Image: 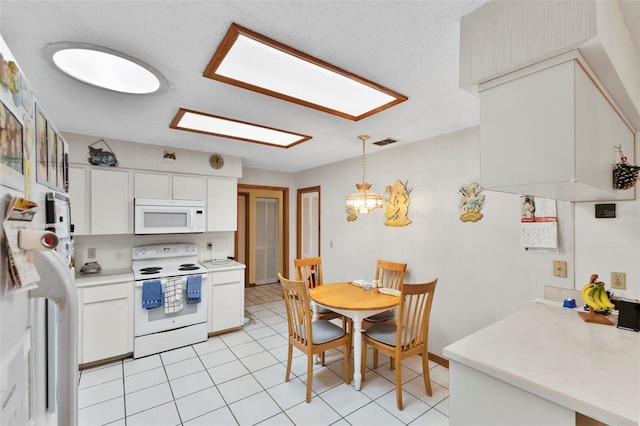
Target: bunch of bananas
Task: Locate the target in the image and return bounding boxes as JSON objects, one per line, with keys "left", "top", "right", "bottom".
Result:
{"left": 581, "top": 274, "right": 615, "bottom": 311}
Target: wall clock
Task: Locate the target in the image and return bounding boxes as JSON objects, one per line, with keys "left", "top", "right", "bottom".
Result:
{"left": 209, "top": 154, "right": 224, "bottom": 169}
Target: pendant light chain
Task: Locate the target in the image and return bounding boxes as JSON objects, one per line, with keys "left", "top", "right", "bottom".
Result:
{"left": 360, "top": 134, "right": 369, "bottom": 187}
{"left": 361, "top": 136, "right": 366, "bottom": 186}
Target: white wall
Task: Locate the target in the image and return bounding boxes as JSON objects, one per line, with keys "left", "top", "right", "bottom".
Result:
{"left": 295, "top": 126, "right": 639, "bottom": 356}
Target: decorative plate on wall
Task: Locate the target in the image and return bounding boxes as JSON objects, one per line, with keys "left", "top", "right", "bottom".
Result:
{"left": 209, "top": 154, "right": 224, "bottom": 169}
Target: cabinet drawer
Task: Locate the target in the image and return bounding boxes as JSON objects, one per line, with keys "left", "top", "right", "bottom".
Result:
{"left": 210, "top": 270, "right": 242, "bottom": 285}
{"left": 83, "top": 282, "right": 129, "bottom": 304}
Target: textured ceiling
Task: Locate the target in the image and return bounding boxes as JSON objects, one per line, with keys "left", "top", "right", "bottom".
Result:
{"left": 0, "top": 1, "right": 637, "bottom": 173}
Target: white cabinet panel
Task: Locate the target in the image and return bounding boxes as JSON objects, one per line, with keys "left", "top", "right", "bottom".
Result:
{"left": 68, "top": 166, "right": 88, "bottom": 235}
{"left": 91, "top": 169, "right": 130, "bottom": 234}
{"left": 173, "top": 175, "right": 204, "bottom": 200}
{"left": 78, "top": 281, "right": 133, "bottom": 365}
{"left": 207, "top": 177, "right": 237, "bottom": 231}
{"left": 480, "top": 58, "right": 635, "bottom": 201}
{"left": 134, "top": 173, "right": 203, "bottom": 201}
{"left": 134, "top": 173, "right": 171, "bottom": 199}
{"left": 208, "top": 268, "right": 244, "bottom": 334}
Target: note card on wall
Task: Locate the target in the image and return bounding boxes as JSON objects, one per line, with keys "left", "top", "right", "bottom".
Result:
{"left": 520, "top": 195, "right": 558, "bottom": 252}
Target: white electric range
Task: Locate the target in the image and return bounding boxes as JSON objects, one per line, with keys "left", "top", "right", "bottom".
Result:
{"left": 132, "top": 243, "right": 209, "bottom": 358}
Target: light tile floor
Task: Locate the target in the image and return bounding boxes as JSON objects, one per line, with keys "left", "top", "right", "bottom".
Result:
{"left": 78, "top": 283, "right": 450, "bottom": 425}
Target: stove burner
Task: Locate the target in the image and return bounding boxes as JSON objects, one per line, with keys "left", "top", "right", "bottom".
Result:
{"left": 140, "top": 267, "right": 162, "bottom": 272}
{"left": 140, "top": 271, "right": 161, "bottom": 275}
{"left": 180, "top": 263, "right": 196, "bottom": 267}
{"left": 179, "top": 266, "right": 200, "bottom": 271}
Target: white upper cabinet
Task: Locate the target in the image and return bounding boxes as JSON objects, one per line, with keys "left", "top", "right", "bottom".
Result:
{"left": 479, "top": 56, "right": 636, "bottom": 202}
{"left": 207, "top": 177, "right": 237, "bottom": 231}
{"left": 134, "top": 173, "right": 171, "bottom": 199}
{"left": 91, "top": 169, "right": 130, "bottom": 234}
{"left": 173, "top": 175, "right": 204, "bottom": 201}
{"left": 134, "top": 172, "right": 204, "bottom": 201}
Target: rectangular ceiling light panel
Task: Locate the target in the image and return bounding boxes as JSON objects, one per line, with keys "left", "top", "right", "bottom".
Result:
{"left": 204, "top": 23, "right": 407, "bottom": 121}
{"left": 170, "top": 108, "right": 311, "bottom": 148}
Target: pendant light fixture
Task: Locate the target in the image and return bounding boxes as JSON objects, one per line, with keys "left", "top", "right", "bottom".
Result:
{"left": 345, "top": 135, "right": 384, "bottom": 214}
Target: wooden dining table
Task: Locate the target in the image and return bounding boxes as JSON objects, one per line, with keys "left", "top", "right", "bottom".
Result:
{"left": 309, "top": 282, "right": 401, "bottom": 390}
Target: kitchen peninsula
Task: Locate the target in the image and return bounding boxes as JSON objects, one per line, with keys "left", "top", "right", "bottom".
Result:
{"left": 444, "top": 302, "right": 639, "bottom": 426}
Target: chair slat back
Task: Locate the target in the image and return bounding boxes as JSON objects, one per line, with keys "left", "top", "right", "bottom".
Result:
{"left": 294, "top": 257, "right": 323, "bottom": 289}
{"left": 396, "top": 279, "right": 437, "bottom": 350}
{"left": 375, "top": 259, "right": 407, "bottom": 291}
{"left": 279, "top": 273, "right": 312, "bottom": 347}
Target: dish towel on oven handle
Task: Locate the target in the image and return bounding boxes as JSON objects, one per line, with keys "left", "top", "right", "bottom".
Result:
{"left": 186, "top": 275, "right": 201, "bottom": 304}
{"left": 164, "top": 277, "right": 184, "bottom": 313}
{"left": 141, "top": 280, "right": 163, "bottom": 309}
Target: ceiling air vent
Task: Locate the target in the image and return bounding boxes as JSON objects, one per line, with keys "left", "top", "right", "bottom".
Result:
{"left": 373, "top": 138, "right": 398, "bottom": 147}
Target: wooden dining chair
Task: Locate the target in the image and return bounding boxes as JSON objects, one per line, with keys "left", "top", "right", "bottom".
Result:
{"left": 278, "top": 273, "right": 351, "bottom": 403}
{"left": 361, "top": 278, "right": 438, "bottom": 410}
{"left": 294, "top": 256, "right": 348, "bottom": 330}
{"left": 363, "top": 259, "right": 407, "bottom": 325}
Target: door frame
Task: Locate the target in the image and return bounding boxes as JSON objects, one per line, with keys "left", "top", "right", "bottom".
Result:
{"left": 237, "top": 184, "right": 289, "bottom": 286}
{"left": 236, "top": 191, "right": 250, "bottom": 287}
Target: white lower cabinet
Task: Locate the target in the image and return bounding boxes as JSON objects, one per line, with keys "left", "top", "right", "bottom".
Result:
{"left": 77, "top": 278, "right": 134, "bottom": 365}
{"left": 208, "top": 268, "right": 245, "bottom": 334}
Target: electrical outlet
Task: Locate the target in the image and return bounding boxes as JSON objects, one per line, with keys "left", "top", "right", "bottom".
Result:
{"left": 611, "top": 271, "right": 626, "bottom": 290}
{"left": 87, "top": 247, "right": 96, "bottom": 258}
{"left": 207, "top": 242, "right": 213, "bottom": 251}
{"left": 553, "top": 260, "right": 567, "bottom": 278}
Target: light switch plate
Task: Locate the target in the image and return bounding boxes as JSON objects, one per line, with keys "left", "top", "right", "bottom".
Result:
{"left": 553, "top": 260, "right": 567, "bottom": 278}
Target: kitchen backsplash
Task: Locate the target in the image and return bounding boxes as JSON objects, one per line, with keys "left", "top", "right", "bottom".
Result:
{"left": 73, "top": 232, "right": 234, "bottom": 271}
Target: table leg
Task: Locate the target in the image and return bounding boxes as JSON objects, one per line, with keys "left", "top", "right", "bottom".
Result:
{"left": 352, "top": 315, "right": 363, "bottom": 390}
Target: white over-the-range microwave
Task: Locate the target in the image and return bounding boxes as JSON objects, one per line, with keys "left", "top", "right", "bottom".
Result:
{"left": 134, "top": 198, "right": 206, "bottom": 234}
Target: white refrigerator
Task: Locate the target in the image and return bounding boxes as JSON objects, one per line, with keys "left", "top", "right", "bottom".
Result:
{"left": 0, "top": 34, "right": 78, "bottom": 426}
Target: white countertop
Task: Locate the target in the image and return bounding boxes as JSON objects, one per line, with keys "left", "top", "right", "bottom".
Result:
{"left": 200, "top": 260, "right": 246, "bottom": 272}
{"left": 443, "top": 301, "right": 640, "bottom": 425}
{"left": 75, "top": 268, "right": 134, "bottom": 287}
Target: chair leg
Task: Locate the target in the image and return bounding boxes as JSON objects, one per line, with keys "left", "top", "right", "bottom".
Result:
{"left": 422, "top": 352, "right": 433, "bottom": 396}
{"left": 395, "top": 355, "right": 404, "bottom": 410}
{"left": 321, "top": 351, "right": 325, "bottom": 366}
{"left": 373, "top": 348, "right": 378, "bottom": 368}
{"left": 344, "top": 341, "right": 351, "bottom": 385}
{"left": 306, "top": 354, "right": 313, "bottom": 403}
{"left": 285, "top": 344, "right": 293, "bottom": 382}
{"left": 361, "top": 340, "right": 367, "bottom": 380}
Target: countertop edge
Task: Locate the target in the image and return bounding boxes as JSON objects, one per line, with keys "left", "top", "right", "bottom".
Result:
{"left": 75, "top": 269, "right": 134, "bottom": 287}
{"left": 443, "top": 302, "right": 639, "bottom": 426}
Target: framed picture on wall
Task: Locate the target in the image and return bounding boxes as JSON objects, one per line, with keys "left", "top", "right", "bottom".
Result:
{"left": 47, "top": 126, "right": 57, "bottom": 187}
{"left": 56, "top": 133, "right": 64, "bottom": 189}
{"left": 35, "top": 104, "right": 48, "bottom": 185}
{"left": 0, "top": 100, "right": 24, "bottom": 191}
